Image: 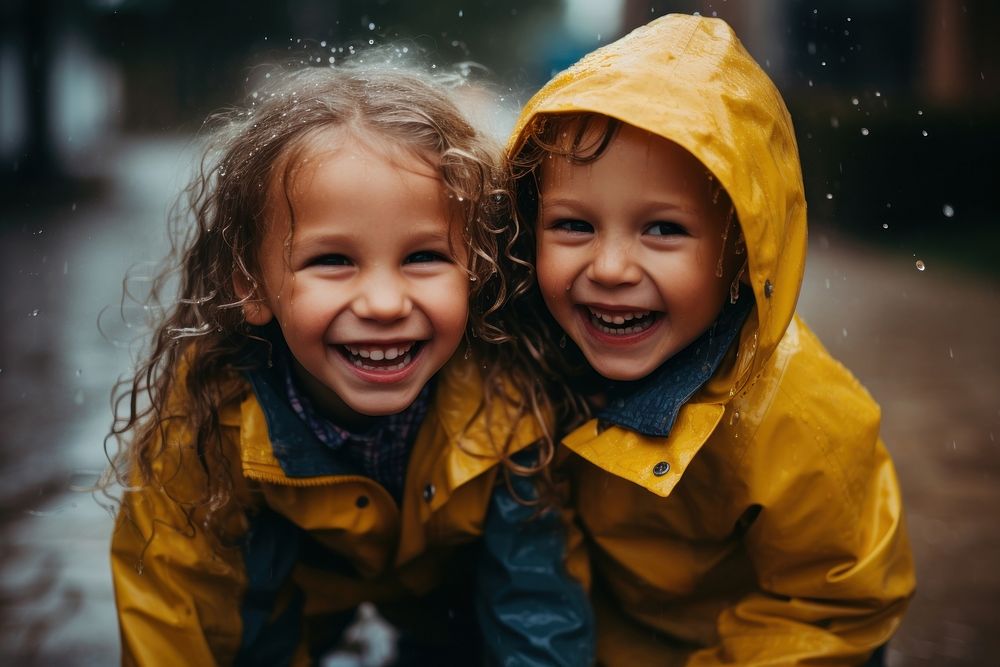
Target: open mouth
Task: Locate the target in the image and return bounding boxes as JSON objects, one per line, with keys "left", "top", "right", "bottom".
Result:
{"left": 337, "top": 341, "right": 423, "bottom": 372}
{"left": 585, "top": 307, "right": 658, "bottom": 336}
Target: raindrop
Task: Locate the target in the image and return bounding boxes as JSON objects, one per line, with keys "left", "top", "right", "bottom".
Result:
{"left": 861, "top": 127, "right": 869, "bottom": 136}
{"left": 825, "top": 193, "right": 834, "bottom": 200}
{"left": 851, "top": 97, "right": 859, "bottom": 106}
{"left": 921, "top": 130, "right": 929, "bottom": 137}
{"left": 915, "top": 260, "right": 926, "bottom": 271}
{"left": 830, "top": 116, "right": 839, "bottom": 128}
{"left": 320, "top": 40, "right": 326, "bottom": 47}
{"left": 942, "top": 204, "right": 955, "bottom": 217}
{"left": 948, "top": 347, "right": 954, "bottom": 359}
{"left": 63, "top": 261, "right": 68, "bottom": 274}
{"left": 458, "top": 10, "right": 463, "bottom": 17}
{"left": 882, "top": 223, "right": 889, "bottom": 229}
{"left": 29, "top": 309, "right": 39, "bottom": 317}
{"left": 329, "top": 56, "right": 335, "bottom": 64}
{"left": 74, "top": 389, "right": 84, "bottom": 405}
{"left": 368, "top": 39, "right": 374, "bottom": 45}
{"left": 917, "top": 109, "right": 924, "bottom": 116}
{"left": 368, "top": 22, "right": 375, "bottom": 30}
{"left": 842, "top": 328, "right": 848, "bottom": 338}
{"left": 71, "top": 202, "right": 77, "bottom": 211}
{"left": 825, "top": 278, "right": 831, "bottom": 289}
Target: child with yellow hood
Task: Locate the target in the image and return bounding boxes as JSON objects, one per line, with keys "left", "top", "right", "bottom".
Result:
{"left": 502, "top": 14, "right": 916, "bottom": 666}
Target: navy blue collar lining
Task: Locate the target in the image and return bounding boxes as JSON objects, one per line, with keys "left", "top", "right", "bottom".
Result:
{"left": 244, "top": 354, "right": 361, "bottom": 479}
{"left": 596, "top": 290, "right": 754, "bottom": 438}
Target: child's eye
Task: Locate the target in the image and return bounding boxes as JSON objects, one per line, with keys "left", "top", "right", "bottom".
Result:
{"left": 645, "top": 221, "right": 687, "bottom": 237}
{"left": 552, "top": 219, "right": 593, "bottom": 233}
{"left": 311, "top": 254, "right": 352, "bottom": 266}
{"left": 404, "top": 250, "right": 449, "bottom": 264}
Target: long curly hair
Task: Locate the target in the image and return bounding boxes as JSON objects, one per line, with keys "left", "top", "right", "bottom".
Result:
{"left": 104, "top": 55, "right": 556, "bottom": 535}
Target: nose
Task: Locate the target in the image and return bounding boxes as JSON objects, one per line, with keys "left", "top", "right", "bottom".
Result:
{"left": 352, "top": 270, "right": 413, "bottom": 322}
{"left": 586, "top": 237, "right": 642, "bottom": 287}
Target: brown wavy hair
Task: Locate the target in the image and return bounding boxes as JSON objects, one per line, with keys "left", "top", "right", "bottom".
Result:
{"left": 104, "top": 55, "right": 557, "bottom": 536}
{"left": 489, "top": 113, "right": 629, "bottom": 437}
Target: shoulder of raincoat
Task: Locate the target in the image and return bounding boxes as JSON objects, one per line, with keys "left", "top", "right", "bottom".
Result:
{"left": 509, "top": 14, "right": 915, "bottom": 666}
{"left": 110, "top": 353, "right": 593, "bottom": 666}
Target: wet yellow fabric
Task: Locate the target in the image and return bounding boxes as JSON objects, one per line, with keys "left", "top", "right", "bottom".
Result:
{"left": 510, "top": 14, "right": 915, "bottom": 665}
{"left": 110, "top": 355, "right": 541, "bottom": 665}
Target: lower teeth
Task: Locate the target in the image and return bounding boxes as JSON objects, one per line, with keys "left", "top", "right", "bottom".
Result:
{"left": 592, "top": 316, "right": 652, "bottom": 335}
{"left": 352, "top": 352, "right": 412, "bottom": 371}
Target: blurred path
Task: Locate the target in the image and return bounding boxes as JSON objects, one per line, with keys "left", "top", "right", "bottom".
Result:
{"left": 1, "top": 136, "right": 194, "bottom": 665}
{"left": 1, "top": 137, "right": 998, "bottom": 664}
{"left": 800, "top": 232, "right": 1000, "bottom": 665}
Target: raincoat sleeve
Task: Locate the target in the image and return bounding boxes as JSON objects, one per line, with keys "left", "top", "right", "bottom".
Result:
{"left": 476, "top": 447, "right": 596, "bottom": 667}
{"left": 691, "top": 426, "right": 915, "bottom": 665}
{"left": 110, "top": 439, "right": 250, "bottom": 666}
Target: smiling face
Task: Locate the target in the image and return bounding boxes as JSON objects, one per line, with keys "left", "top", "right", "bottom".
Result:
{"left": 536, "top": 121, "right": 738, "bottom": 382}
{"left": 243, "top": 127, "right": 469, "bottom": 426}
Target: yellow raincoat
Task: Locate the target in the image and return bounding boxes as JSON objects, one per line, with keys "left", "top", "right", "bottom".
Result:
{"left": 509, "top": 14, "right": 915, "bottom": 666}
{"left": 110, "top": 353, "right": 593, "bottom": 665}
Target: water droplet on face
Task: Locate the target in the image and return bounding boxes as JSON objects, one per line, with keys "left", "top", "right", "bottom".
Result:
{"left": 915, "top": 260, "right": 926, "bottom": 271}
{"left": 942, "top": 204, "right": 955, "bottom": 217}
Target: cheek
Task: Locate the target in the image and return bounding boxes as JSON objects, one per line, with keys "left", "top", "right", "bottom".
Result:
{"left": 535, "top": 241, "right": 568, "bottom": 298}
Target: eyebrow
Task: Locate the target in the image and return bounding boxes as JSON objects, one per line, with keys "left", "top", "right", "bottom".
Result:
{"left": 541, "top": 197, "right": 695, "bottom": 215}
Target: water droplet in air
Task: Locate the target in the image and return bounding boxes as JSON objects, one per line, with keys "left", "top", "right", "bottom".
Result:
{"left": 915, "top": 260, "right": 926, "bottom": 271}
{"left": 368, "top": 22, "right": 375, "bottom": 30}
{"left": 942, "top": 204, "right": 955, "bottom": 217}
{"left": 882, "top": 223, "right": 889, "bottom": 229}
{"left": 74, "top": 389, "right": 84, "bottom": 405}
{"left": 921, "top": 130, "right": 928, "bottom": 137}
{"left": 851, "top": 97, "right": 859, "bottom": 106}
{"left": 29, "top": 309, "right": 39, "bottom": 317}
{"left": 458, "top": 10, "right": 463, "bottom": 17}
{"left": 826, "top": 193, "right": 834, "bottom": 200}
{"left": 861, "top": 127, "right": 869, "bottom": 136}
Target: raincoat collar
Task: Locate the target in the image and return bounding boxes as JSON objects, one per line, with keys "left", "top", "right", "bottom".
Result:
{"left": 597, "top": 289, "right": 753, "bottom": 437}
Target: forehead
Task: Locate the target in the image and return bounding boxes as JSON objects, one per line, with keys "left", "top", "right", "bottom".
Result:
{"left": 541, "top": 120, "right": 711, "bottom": 190}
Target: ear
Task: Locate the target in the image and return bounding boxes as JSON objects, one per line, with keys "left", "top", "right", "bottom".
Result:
{"left": 233, "top": 271, "right": 274, "bottom": 326}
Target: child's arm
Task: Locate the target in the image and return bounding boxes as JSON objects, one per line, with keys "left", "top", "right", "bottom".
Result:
{"left": 476, "top": 448, "right": 595, "bottom": 667}
{"left": 692, "top": 435, "right": 915, "bottom": 666}
{"left": 110, "top": 443, "right": 253, "bottom": 665}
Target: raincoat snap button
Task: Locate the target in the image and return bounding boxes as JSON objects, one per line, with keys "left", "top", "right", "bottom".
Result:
{"left": 355, "top": 495, "right": 369, "bottom": 508}
{"left": 764, "top": 279, "right": 774, "bottom": 298}
{"left": 652, "top": 461, "right": 670, "bottom": 476}
{"left": 423, "top": 483, "right": 436, "bottom": 502}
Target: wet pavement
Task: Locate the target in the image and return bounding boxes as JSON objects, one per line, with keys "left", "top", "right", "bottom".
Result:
{"left": 1, "top": 136, "right": 998, "bottom": 665}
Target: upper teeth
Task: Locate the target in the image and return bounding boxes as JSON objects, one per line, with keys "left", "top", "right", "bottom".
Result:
{"left": 588, "top": 308, "right": 650, "bottom": 325}
{"left": 344, "top": 342, "right": 415, "bottom": 360}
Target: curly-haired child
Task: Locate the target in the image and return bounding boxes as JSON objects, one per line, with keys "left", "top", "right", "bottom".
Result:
{"left": 106, "top": 57, "right": 593, "bottom": 666}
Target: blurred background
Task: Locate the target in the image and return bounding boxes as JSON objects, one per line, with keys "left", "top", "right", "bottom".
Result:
{"left": 1, "top": 0, "right": 997, "bottom": 664}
